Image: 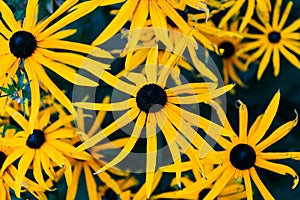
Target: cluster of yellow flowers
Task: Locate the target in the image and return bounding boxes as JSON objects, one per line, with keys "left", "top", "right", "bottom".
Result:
{"left": 0, "top": 0, "right": 299, "bottom": 199}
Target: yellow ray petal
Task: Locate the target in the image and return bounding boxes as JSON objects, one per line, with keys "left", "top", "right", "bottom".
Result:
{"left": 249, "top": 91, "right": 280, "bottom": 146}
{"left": 0, "top": 21, "right": 12, "bottom": 39}
{"left": 278, "top": 2, "right": 293, "bottom": 30}
{"left": 218, "top": 0, "right": 245, "bottom": 29}
{"left": 45, "top": 29, "right": 77, "bottom": 40}
{"left": 255, "top": 158, "right": 299, "bottom": 189}
{"left": 24, "top": 58, "right": 40, "bottom": 133}
{"left": 33, "top": 60, "right": 75, "bottom": 115}
{"left": 256, "top": 112, "right": 298, "bottom": 151}
{"left": 187, "top": 43, "right": 218, "bottom": 81}
{"left": 145, "top": 45, "right": 158, "bottom": 83}
{"left": 0, "top": 1, "right": 20, "bottom": 32}
{"left": 237, "top": 100, "right": 248, "bottom": 143}
{"left": 33, "top": 150, "right": 50, "bottom": 190}
{"left": 125, "top": 72, "right": 147, "bottom": 86}
{"left": 249, "top": 167, "right": 274, "bottom": 199}
{"left": 167, "top": 84, "right": 234, "bottom": 104}
{"left": 257, "top": 46, "right": 272, "bottom": 80}
{"left": 239, "top": 0, "right": 255, "bottom": 32}
{"left": 1, "top": 147, "right": 26, "bottom": 174}
{"left": 66, "top": 163, "right": 82, "bottom": 200}
{"left": 33, "top": 0, "right": 78, "bottom": 35}
{"left": 203, "top": 167, "right": 235, "bottom": 200}
{"left": 149, "top": 1, "right": 172, "bottom": 49}
{"left": 99, "top": 71, "right": 137, "bottom": 96}
{"left": 248, "top": 114, "right": 263, "bottom": 139}
{"left": 158, "top": 0, "right": 190, "bottom": 34}
{"left": 73, "top": 108, "right": 140, "bottom": 153}
{"left": 83, "top": 164, "right": 97, "bottom": 200}
{"left": 278, "top": 45, "right": 300, "bottom": 69}
{"left": 37, "top": 40, "right": 113, "bottom": 58}
{"left": 15, "top": 149, "right": 35, "bottom": 198}
{"left": 145, "top": 113, "right": 157, "bottom": 199}
{"left": 74, "top": 98, "right": 135, "bottom": 111}
{"left": 5, "top": 107, "right": 29, "bottom": 133}
{"left": 23, "top": 0, "right": 38, "bottom": 31}
{"left": 89, "top": 161, "right": 122, "bottom": 194}
{"left": 282, "top": 19, "right": 300, "bottom": 34}
{"left": 97, "top": 112, "right": 146, "bottom": 173}
{"left": 166, "top": 82, "right": 218, "bottom": 96}
{"left": 243, "top": 170, "right": 253, "bottom": 200}
{"left": 167, "top": 103, "right": 235, "bottom": 137}
{"left": 45, "top": 116, "right": 75, "bottom": 133}
{"left": 155, "top": 111, "right": 182, "bottom": 188}
{"left": 272, "top": 45, "right": 280, "bottom": 76}
{"left": 92, "top": 0, "right": 138, "bottom": 45}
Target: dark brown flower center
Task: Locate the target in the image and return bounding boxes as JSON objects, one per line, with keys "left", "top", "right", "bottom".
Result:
{"left": 26, "top": 130, "right": 46, "bottom": 149}
{"left": 219, "top": 41, "right": 235, "bottom": 58}
{"left": 268, "top": 31, "right": 281, "bottom": 43}
{"left": 167, "top": 9, "right": 188, "bottom": 28}
{"left": 230, "top": 144, "right": 256, "bottom": 170}
{"left": 9, "top": 31, "right": 37, "bottom": 58}
{"left": 136, "top": 84, "right": 167, "bottom": 113}
{"left": 0, "top": 151, "right": 7, "bottom": 169}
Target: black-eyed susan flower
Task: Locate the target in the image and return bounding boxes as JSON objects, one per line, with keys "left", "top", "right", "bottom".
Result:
{"left": 1, "top": 106, "right": 91, "bottom": 198}
{"left": 206, "top": 20, "right": 249, "bottom": 86}
{"left": 240, "top": 0, "right": 300, "bottom": 79}
{"left": 74, "top": 37, "right": 234, "bottom": 198}
{"left": 0, "top": 127, "right": 48, "bottom": 200}
{"left": 0, "top": 0, "right": 112, "bottom": 119}
{"left": 175, "top": 91, "right": 299, "bottom": 199}
{"left": 218, "top": 0, "right": 271, "bottom": 32}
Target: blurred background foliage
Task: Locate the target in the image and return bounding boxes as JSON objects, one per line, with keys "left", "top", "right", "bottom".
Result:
{"left": 4, "top": 0, "right": 300, "bottom": 199}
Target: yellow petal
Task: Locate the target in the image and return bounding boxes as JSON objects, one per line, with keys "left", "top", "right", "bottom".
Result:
{"left": 97, "top": 112, "right": 146, "bottom": 173}
{"left": 83, "top": 164, "right": 97, "bottom": 200}
{"left": 92, "top": 0, "right": 138, "bottom": 45}
{"left": 255, "top": 158, "right": 299, "bottom": 189}
{"left": 249, "top": 91, "right": 280, "bottom": 146}
{"left": 256, "top": 111, "right": 298, "bottom": 151}
{"left": 72, "top": 108, "right": 139, "bottom": 153}
{"left": 23, "top": 0, "right": 38, "bottom": 31}
{"left": 15, "top": 149, "right": 35, "bottom": 198}
{"left": 257, "top": 46, "right": 272, "bottom": 80}
{"left": 0, "top": 1, "right": 20, "bottom": 32}
{"left": 249, "top": 167, "right": 275, "bottom": 199}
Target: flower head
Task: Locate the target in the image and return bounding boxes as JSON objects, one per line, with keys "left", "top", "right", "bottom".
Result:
{"left": 241, "top": 0, "right": 300, "bottom": 79}
{"left": 176, "top": 91, "right": 299, "bottom": 199}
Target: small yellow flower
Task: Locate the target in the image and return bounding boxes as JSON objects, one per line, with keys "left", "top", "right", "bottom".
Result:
{"left": 241, "top": 0, "right": 300, "bottom": 79}
{"left": 174, "top": 91, "right": 299, "bottom": 200}
{"left": 1, "top": 107, "right": 91, "bottom": 198}
{"left": 0, "top": 0, "right": 112, "bottom": 118}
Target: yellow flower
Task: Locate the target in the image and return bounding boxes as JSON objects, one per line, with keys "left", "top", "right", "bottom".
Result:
{"left": 218, "top": 0, "right": 271, "bottom": 32}
{"left": 0, "top": 0, "right": 112, "bottom": 119}
{"left": 0, "top": 128, "right": 48, "bottom": 199}
{"left": 1, "top": 106, "right": 91, "bottom": 198}
{"left": 206, "top": 20, "right": 249, "bottom": 87}
{"left": 241, "top": 0, "right": 300, "bottom": 79}
{"left": 73, "top": 38, "right": 234, "bottom": 198}
{"left": 174, "top": 91, "right": 299, "bottom": 200}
